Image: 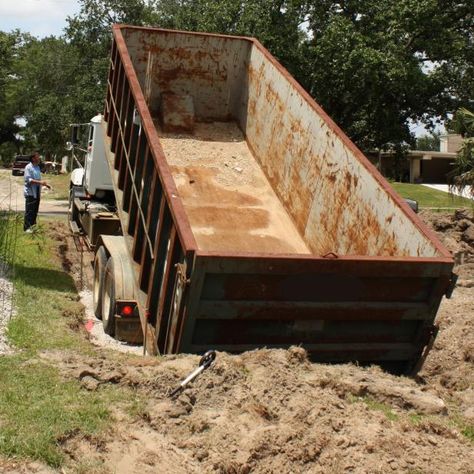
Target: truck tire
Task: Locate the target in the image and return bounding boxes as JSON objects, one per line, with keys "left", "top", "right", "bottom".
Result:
{"left": 93, "top": 246, "right": 108, "bottom": 319}
{"left": 102, "top": 256, "right": 116, "bottom": 336}
{"left": 69, "top": 186, "right": 79, "bottom": 223}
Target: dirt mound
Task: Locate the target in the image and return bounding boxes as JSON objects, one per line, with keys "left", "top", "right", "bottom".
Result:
{"left": 420, "top": 208, "right": 474, "bottom": 284}
{"left": 420, "top": 286, "right": 474, "bottom": 416}
{"left": 37, "top": 347, "right": 473, "bottom": 474}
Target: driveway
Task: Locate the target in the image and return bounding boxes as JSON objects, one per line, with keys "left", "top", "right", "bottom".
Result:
{"left": 422, "top": 184, "right": 474, "bottom": 200}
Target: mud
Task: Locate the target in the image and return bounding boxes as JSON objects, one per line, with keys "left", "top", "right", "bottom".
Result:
{"left": 420, "top": 208, "right": 474, "bottom": 284}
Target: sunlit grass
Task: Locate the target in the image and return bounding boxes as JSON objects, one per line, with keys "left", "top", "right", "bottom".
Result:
{"left": 391, "top": 182, "right": 473, "bottom": 209}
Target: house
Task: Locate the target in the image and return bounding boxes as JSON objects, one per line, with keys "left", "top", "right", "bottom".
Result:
{"left": 406, "top": 134, "right": 462, "bottom": 184}
{"left": 374, "top": 134, "right": 462, "bottom": 184}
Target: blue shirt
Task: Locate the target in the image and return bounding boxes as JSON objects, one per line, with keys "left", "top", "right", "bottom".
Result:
{"left": 24, "top": 163, "right": 41, "bottom": 199}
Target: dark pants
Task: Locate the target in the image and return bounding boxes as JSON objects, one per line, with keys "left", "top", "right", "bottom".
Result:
{"left": 24, "top": 195, "right": 40, "bottom": 231}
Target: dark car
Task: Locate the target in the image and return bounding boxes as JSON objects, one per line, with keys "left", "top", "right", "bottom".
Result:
{"left": 12, "top": 155, "right": 30, "bottom": 176}
{"left": 11, "top": 155, "right": 46, "bottom": 176}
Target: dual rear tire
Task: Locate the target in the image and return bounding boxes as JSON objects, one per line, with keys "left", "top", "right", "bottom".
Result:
{"left": 93, "top": 246, "right": 116, "bottom": 336}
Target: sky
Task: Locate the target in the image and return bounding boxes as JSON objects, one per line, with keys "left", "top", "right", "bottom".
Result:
{"left": 0, "top": 0, "right": 80, "bottom": 38}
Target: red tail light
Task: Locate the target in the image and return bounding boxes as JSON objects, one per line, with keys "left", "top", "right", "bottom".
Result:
{"left": 121, "top": 305, "right": 134, "bottom": 316}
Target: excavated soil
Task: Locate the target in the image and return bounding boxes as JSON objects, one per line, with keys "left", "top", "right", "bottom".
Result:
{"left": 4, "top": 211, "right": 473, "bottom": 473}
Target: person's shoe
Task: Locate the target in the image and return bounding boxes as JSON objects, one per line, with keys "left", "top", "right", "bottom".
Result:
{"left": 25, "top": 228, "right": 33, "bottom": 233}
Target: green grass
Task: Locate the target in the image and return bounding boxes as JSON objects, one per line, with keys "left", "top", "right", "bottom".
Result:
{"left": 42, "top": 173, "right": 70, "bottom": 201}
{"left": 363, "top": 397, "right": 399, "bottom": 421}
{"left": 0, "top": 357, "right": 110, "bottom": 466}
{"left": 461, "top": 424, "right": 474, "bottom": 442}
{"left": 0, "top": 221, "right": 143, "bottom": 467}
{"left": 390, "top": 182, "right": 473, "bottom": 209}
{"left": 346, "top": 394, "right": 399, "bottom": 421}
{"left": 8, "top": 224, "right": 89, "bottom": 352}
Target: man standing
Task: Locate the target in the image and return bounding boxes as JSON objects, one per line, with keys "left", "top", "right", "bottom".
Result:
{"left": 24, "top": 152, "right": 51, "bottom": 232}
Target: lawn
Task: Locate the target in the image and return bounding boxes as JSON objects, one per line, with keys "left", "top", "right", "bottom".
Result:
{"left": 390, "top": 182, "right": 474, "bottom": 209}
{"left": 0, "top": 219, "right": 141, "bottom": 468}
{"left": 42, "top": 173, "right": 70, "bottom": 200}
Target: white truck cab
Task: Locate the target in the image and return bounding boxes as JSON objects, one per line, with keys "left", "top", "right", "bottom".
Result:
{"left": 69, "top": 114, "right": 121, "bottom": 249}
{"left": 70, "top": 114, "right": 113, "bottom": 196}
{"left": 84, "top": 114, "right": 114, "bottom": 196}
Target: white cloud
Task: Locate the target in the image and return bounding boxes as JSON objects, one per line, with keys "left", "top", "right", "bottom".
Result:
{"left": 0, "top": 0, "right": 81, "bottom": 37}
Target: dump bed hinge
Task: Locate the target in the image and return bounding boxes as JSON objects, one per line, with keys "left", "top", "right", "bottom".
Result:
{"left": 445, "top": 272, "right": 458, "bottom": 299}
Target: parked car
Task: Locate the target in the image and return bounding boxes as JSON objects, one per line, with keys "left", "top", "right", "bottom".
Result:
{"left": 12, "top": 155, "right": 30, "bottom": 176}
{"left": 11, "top": 155, "right": 47, "bottom": 176}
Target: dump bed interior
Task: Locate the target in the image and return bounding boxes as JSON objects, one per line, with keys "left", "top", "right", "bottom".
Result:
{"left": 122, "top": 28, "right": 446, "bottom": 259}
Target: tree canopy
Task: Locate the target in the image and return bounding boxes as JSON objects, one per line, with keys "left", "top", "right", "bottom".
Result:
{"left": 0, "top": 0, "right": 472, "bottom": 162}
{"left": 449, "top": 108, "right": 474, "bottom": 197}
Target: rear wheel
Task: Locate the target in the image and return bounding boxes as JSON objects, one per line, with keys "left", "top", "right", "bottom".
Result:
{"left": 102, "top": 257, "right": 116, "bottom": 336}
{"left": 69, "top": 186, "right": 80, "bottom": 223}
{"left": 93, "top": 246, "right": 108, "bottom": 319}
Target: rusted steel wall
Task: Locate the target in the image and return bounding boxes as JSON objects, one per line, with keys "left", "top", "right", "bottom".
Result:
{"left": 104, "top": 27, "right": 201, "bottom": 354}
{"left": 177, "top": 254, "right": 452, "bottom": 370}
{"left": 121, "top": 27, "right": 449, "bottom": 259}
{"left": 121, "top": 28, "right": 250, "bottom": 121}
{"left": 240, "top": 46, "right": 445, "bottom": 258}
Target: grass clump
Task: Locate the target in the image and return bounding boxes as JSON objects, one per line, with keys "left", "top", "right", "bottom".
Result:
{"left": 347, "top": 394, "right": 399, "bottom": 421}
{"left": 461, "top": 424, "right": 474, "bottom": 442}
{"left": 363, "top": 397, "right": 399, "bottom": 421}
{"left": 0, "top": 357, "right": 109, "bottom": 467}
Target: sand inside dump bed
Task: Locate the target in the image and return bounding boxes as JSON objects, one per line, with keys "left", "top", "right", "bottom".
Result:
{"left": 158, "top": 122, "right": 311, "bottom": 254}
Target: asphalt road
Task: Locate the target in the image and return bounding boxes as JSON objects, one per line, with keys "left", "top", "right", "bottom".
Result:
{"left": 0, "top": 169, "right": 69, "bottom": 217}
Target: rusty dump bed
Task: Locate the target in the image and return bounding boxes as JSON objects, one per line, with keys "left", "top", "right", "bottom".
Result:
{"left": 104, "top": 25, "right": 455, "bottom": 372}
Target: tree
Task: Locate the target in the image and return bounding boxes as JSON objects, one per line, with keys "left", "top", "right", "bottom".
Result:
{"left": 154, "top": 0, "right": 308, "bottom": 77}
{"left": 65, "top": 0, "right": 158, "bottom": 121}
{"left": 0, "top": 31, "right": 22, "bottom": 158}
{"left": 415, "top": 132, "right": 441, "bottom": 151}
{"left": 301, "top": 0, "right": 474, "bottom": 151}
{"left": 448, "top": 108, "right": 474, "bottom": 198}
{"left": 11, "top": 0, "right": 472, "bottom": 158}
{"left": 10, "top": 36, "right": 82, "bottom": 158}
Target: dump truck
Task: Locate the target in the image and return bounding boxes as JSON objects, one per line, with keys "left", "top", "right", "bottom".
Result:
{"left": 69, "top": 25, "right": 456, "bottom": 374}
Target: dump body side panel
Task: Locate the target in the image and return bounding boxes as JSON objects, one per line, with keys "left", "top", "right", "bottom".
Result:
{"left": 239, "top": 45, "right": 449, "bottom": 258}
{"left": 178, "top": 254, "right": 452, "bottom": 370}
{"left": 104, "top": 29, "right": 198, "bottom": 353}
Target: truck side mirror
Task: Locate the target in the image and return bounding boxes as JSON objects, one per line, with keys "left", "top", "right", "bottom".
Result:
{"left": 71, "top": 125, "right": 80, "bottom": 145}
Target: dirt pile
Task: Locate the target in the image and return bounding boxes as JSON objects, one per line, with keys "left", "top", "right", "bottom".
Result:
{"left": 36, "top": 346, "right": 473, "bottom": 474}
{"left": 420, "top": 208, "right": 474, "bottom": 285}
